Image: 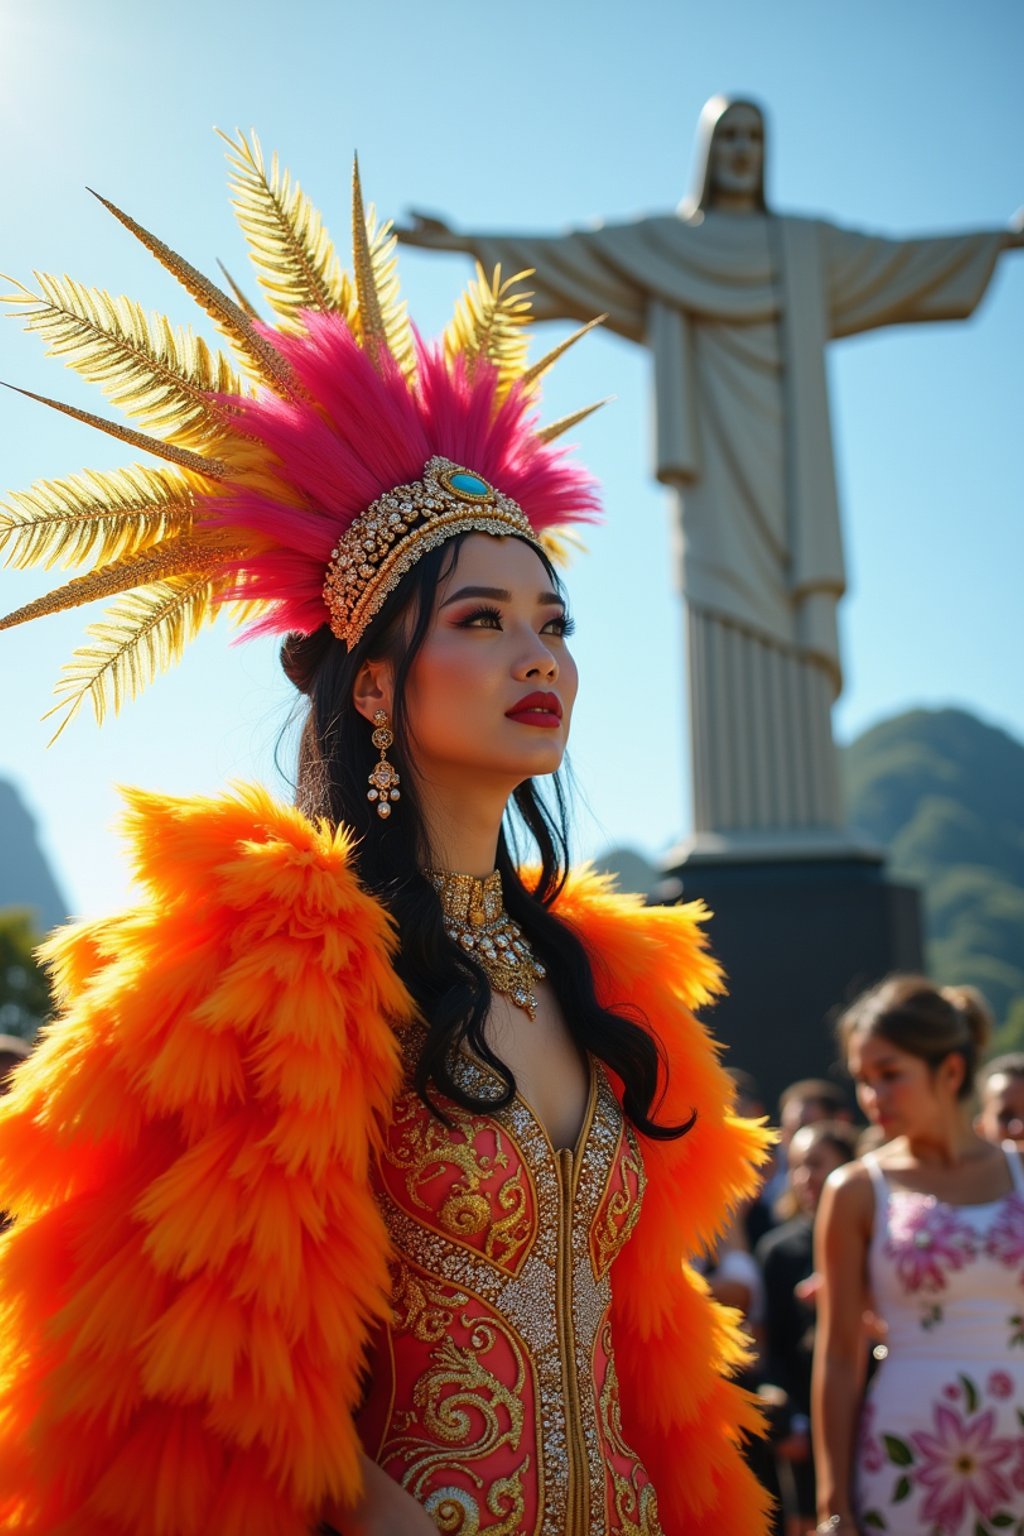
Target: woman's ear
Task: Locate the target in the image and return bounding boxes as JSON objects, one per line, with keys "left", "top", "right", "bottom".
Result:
{"left": 352, "top": 658, "right": 395, "bottom": 724}
{"left": 938, "top": 1049, "right": 967, "bottom": 1100}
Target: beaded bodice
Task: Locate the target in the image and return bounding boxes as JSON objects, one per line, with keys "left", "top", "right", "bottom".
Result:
{"left": 359, "top": 1041, "right": 662, "bottom": 1535}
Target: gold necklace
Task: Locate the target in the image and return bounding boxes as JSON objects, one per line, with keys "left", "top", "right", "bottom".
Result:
{"left": 428, "top": 868, "right": 546, "bottom": 1020}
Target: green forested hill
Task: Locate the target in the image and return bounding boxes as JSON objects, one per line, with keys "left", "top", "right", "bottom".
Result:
{"left": 842, "top": 708, "right": 1024, "bottom": 1051}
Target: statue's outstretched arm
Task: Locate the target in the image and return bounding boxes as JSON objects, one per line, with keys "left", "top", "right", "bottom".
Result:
{"left": 395, "top": 209, "right": 475, "bottom": 252}
{"left": 825, "top": 217, "right": 1014, "bottom": 339}
{"left": 395, "top": 213, "right": 646, "bottom": 337}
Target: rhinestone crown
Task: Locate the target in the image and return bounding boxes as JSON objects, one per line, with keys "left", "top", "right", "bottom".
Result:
{"left": 322, "top": 455, "right": 541, "bottom": 647}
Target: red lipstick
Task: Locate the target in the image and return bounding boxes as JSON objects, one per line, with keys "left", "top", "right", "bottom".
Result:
{"left": 505, "top": 691, "right": 563, "bottom": 728}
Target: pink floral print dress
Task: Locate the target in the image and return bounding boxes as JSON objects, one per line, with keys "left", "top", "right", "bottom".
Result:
{"left": 856, "top": 1147, "right": 1024, "bottom": 1534}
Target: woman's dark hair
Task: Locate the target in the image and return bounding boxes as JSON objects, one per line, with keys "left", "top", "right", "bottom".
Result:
{"left": 837, "top": 973, "right": 993, "bottom": 1102}
{"left": 790, "top": 1119, "right": 858, "bottom": 1166}
{"left": 281, "top": 533, "right": 691, "bottom": 1140}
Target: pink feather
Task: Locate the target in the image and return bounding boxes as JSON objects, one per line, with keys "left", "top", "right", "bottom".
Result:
{"left": 197, "top": 312, "right": 600, "bottom": 638}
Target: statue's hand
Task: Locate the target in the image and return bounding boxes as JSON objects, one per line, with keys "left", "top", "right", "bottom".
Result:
{"left": 394, "top": 210, "right": 461, "bottom": 250}
{"left": 1004, "top": 208, "right": 1024, "bottom": 249}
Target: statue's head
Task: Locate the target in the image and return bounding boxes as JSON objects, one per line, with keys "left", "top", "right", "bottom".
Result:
{"left": 682, "top": 95, "right": 767, "bottom": 218}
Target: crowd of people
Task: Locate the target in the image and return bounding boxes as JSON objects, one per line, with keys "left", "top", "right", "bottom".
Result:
{"left": 712, "top": 1018, "right": 1024, "bottom": 1535}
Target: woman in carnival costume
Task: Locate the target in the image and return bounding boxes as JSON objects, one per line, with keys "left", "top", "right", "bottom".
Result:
{"left": 0, "top": 134, "right": 772, "bottom": 1535}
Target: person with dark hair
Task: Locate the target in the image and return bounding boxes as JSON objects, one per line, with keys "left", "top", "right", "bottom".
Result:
{"left": 0, "top": 137, "right": 771, "bottom": 1535}
{"left": 757, "top": 1121, "right": 858, "bottom": 1533}
{"left": 761, "top": 1077, "right": 854, "bottom": 1222}
{"left": 813, "top": 975, "right": 1023, "bottom": 1536}
{"left": 977, "top": 1053, "right": 1024, "bottom": 1148}
{"left": 779, "top": 1079, "right": 854, "bottom": 1133}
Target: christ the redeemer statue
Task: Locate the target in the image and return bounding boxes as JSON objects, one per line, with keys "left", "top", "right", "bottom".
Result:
{"left": 400, "top": 96, "right": 1021, "bottom": 853}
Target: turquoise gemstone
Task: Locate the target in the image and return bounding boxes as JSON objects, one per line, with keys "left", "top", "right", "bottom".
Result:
{"left": 449, "top": 471, "right": 489, "bottom": 498}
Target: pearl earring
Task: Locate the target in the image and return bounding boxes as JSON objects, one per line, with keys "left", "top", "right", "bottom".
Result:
{"left": 367, "top": 709, "right": 401, "bottom": 819}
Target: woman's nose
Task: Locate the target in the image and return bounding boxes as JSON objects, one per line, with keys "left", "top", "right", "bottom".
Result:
{"left": 520, "top": 639, "right": 559, "bottom": 680}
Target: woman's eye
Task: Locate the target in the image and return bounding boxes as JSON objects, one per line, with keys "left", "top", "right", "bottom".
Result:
{"left": 543, "top": 613, "right": 576, "bottom": 638}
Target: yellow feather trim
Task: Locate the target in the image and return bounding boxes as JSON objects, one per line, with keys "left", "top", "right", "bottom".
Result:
{"left": 40, "top": 573, "right": 224, "bottom": 742}
{"left": 0, "top": 463, "right": 195, "bottom": 572}
{"left": 1, "top": 273, "right": 247, "bottom": 449}
{"left": 350, "top": 157, "right": 416, "bottom": 382}
{"left": 443, "top": 263, "right": 533, "bottom": 400}
{"left": 88, "top": 187, "right": 302, "bottom": 400}
{"left": 218, "top": 128, "right": 356, "bottom": 334}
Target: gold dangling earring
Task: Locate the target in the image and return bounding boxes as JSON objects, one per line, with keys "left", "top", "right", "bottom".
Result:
{"left": 368, "top": 709, "right": 401, "bottom": 819}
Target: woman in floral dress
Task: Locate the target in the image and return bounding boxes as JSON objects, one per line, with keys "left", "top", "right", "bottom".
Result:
{"left": 813, "top": 975, "right": 1024, "bottom": 1536}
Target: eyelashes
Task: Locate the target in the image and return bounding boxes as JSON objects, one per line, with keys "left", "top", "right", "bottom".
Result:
{"left": 455, "top": 605, "right": 504, "bottom": 628}
{"left": 455, "top": 605, "right": 576, "bottom": 637}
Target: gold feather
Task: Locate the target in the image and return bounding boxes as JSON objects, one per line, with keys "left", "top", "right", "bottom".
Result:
{"left": 87, "top": 188, "right": 302, "bottom": 399}
{"left": 521, "top": 315, "right": 606, "bottom": 391}
{"left": 2, "top": 273, "right": 244, "bottom": 450}
{"left": 218, "top": 128, "right": 355, "bottom": 332}
{"left": 366, "top": 210, "right": 416, "bottom": 382}
{"left": 41, "top": 572, "right": 222, "bottom": 742}
{"left": 444, "top": 264, "right": 534, "bottom": 398}
{"left": 216, "top": 260, "right": 260, "bottom": 318}
{"left": 535, "top": 398, "right": 610, "bottom": 444}
{"left": 351, "top": 156, "right": 385, "bottom": 370}
{"left": 0, "top": 382, "right": 231, "bottom": 479}
{"left": 539, "top": 526, "right": 589, "bottom": 567}
{"left": 0, "top": 464, "right": 195, "bottom": 571}
{"left": 0, "top": 537, "right": 242, "bottom": 629}
{"left": 351, "top": 158, "right": 416, "bottom": 381}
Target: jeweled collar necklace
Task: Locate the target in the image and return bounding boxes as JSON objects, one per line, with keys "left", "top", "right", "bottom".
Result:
{"left": 427, "top": 868, "right": 546, "bottom": 1020}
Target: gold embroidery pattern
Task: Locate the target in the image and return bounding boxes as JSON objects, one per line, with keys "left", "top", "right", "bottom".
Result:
{"left": 379, "top": 1074, "right": 563, "bottom": 1532}
{"left": 386, "top": 1279, "right": 529, "bottom": 1536}
{"left": 391, "top": 1263, "right": 464, "bottom": 1345}
{"left": 565, "top": 1069, "right": 625, "bottom": 1533}
{"left": 598, "top": 1320, "right": 664, "bottom": 1536}
{"left": 592, "top": 1122, "right": 648, "bottom": 1280}
{"left": 382, "top": 1088, "right": 533, "bottom": 1274}
{"left": 422, "top": 1470, "right": 526, "bottom": 1536}
{"left": 369, "top": 1045, "right": 655, "bottom": 1535}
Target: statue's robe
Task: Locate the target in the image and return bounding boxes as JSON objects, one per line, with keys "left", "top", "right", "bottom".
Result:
{"left": 466, "top": 214, "right": 1004, "bottom": 836}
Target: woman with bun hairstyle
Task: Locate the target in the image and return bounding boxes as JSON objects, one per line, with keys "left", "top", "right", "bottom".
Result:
{"left": 812, "top": 975, "right": 1024, "bottom": 1536}
{"left": 0, "top": 137, "right": 771, "bottom": 1535}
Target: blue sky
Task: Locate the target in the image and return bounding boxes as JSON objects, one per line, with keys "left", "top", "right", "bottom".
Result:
{"left": 1, "top": 0, "right": 1021, "bottom": 919}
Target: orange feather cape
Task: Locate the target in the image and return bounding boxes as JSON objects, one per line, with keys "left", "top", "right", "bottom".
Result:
{"left": 0, "top": 784, "right": 772, "bottom": 1535}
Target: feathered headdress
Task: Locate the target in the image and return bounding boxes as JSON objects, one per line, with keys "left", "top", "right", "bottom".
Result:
{"left": 0, "top": 133, "right": 603, "bottom": 739}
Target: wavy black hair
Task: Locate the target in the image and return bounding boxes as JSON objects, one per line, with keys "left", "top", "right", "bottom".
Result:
{"left": 281, "top": 533, "right": 692, "bottom": 1140}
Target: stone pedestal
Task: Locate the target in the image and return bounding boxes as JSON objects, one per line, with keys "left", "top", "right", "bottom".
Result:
{"left": 658, "top": 843, "right": 924, "bottom": 1108}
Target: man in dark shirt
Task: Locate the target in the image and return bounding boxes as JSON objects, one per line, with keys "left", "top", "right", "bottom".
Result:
{"left": 756, "top": 1120, "right": 857, "bottom": 1529}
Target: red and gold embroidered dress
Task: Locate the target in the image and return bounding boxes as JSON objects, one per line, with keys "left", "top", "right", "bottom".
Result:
{"left": 0, "top": 787, "right": 773, "bottom": 1534}
{"left": 362, "top": 1036, "right": 655, "bottom": 1533}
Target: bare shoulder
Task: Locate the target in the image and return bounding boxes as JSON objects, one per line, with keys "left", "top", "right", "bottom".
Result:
{"left": 816, "top": 1160, "right": 874, "bottom": 1324}
{"left": 820, "top": 1158, "right": 875, "bottom": 1225}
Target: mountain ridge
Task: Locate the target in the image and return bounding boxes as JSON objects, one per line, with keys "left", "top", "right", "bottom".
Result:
{"left": 842, "top": 706, "right": 1024, "bottom": 1048}
{"left": 0, "top": 779, "right": 68, "bottom": 932}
